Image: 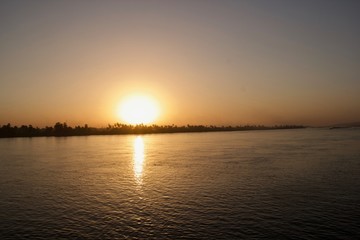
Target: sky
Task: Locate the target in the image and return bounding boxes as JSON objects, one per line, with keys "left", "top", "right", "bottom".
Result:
{"left": 1, "top": 0, "right": 360, "bottom": 127}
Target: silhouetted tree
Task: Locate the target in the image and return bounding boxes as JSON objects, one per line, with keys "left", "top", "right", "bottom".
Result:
{"left": 0, "top": 122, "right": 305, "bottom": 138}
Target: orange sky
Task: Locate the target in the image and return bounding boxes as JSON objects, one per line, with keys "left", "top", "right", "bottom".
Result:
{"left": 1, "top": 1, "right": 360, "bottom": 127}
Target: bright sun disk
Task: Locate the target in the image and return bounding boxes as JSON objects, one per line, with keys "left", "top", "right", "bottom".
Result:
{"left": 118, "top": 95, "right": 159, "bottom": 125}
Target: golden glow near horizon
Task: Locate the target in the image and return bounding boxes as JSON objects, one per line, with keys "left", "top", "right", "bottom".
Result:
{"left": 118, "top": 95, "right": 160, "bottom": 125}
{"left": 133, "top": 136, "right": 145, "bottom": 184}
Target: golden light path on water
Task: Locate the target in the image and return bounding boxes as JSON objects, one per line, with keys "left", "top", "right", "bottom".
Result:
{"left": 133, "top": 136, "right": 145, "bottom": 184}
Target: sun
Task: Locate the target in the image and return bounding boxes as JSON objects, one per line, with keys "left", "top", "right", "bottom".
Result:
{"left": 118, "top": 95, "right": 160, "bottom": 125}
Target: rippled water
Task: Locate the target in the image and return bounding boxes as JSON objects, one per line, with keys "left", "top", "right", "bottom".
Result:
{"left": 0, "top": 128, "right": 360, "bottom": 239}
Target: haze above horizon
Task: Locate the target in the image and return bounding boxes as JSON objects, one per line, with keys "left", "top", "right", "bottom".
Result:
{"left": 1, "top": 0, "right": 359, "bottom": 127}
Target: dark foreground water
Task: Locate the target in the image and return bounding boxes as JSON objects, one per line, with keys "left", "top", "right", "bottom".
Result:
{"left": 0, "top": 128, "right": 359, "bottom": 239}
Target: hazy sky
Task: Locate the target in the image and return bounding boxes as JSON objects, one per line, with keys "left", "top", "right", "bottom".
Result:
{"left": 1, "top": 0, "right": 359, "bottom": 127}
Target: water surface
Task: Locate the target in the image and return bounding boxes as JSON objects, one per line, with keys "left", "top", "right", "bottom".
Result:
{"left": 0, "top": 128, "right": 359, "bottom": 239}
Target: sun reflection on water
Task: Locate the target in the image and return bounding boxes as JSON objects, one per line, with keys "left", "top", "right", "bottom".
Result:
{"left": 133, "top": 136, "right": 145, "bottom": 184}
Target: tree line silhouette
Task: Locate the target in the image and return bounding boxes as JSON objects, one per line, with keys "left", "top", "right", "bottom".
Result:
{"left": 0, "top": 122, "right": 305, "bottom": 138}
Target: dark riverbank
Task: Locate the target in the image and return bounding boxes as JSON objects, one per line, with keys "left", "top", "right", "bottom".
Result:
{"left": 0, "top": 122, "right": 305, "bottom": 138}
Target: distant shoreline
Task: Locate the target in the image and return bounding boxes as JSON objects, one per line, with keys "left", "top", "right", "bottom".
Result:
{"left": 0, "top": 123, "right": 306, "bottom": 138}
